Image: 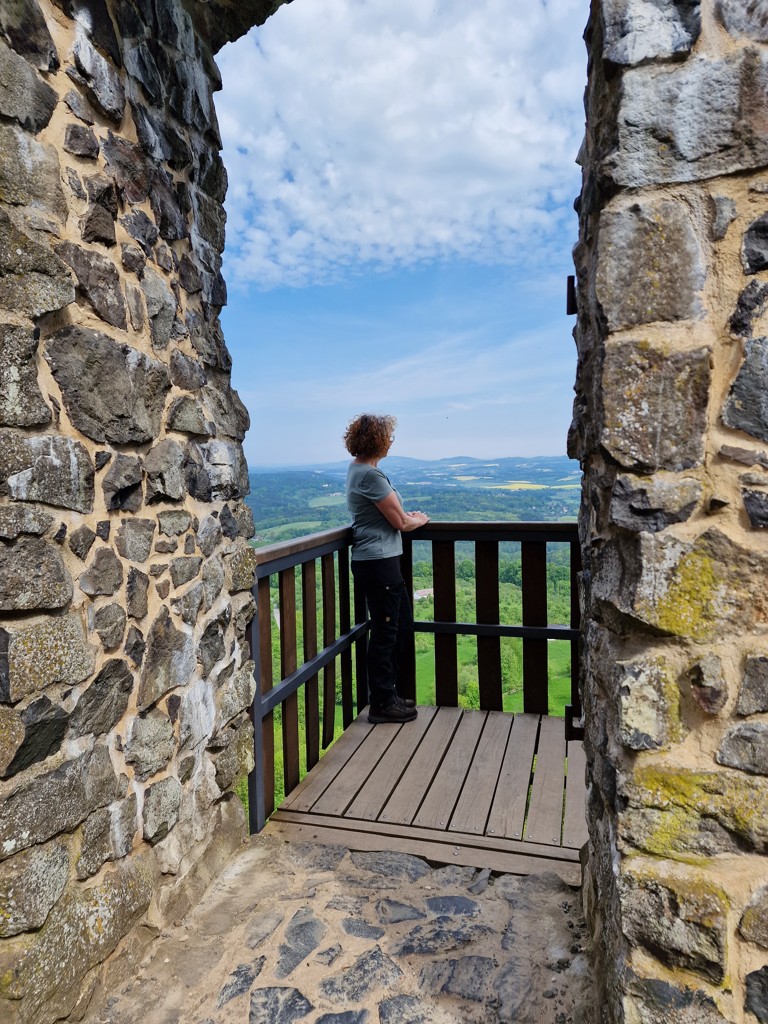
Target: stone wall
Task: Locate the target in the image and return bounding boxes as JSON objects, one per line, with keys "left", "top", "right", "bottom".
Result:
{"left": 572, "top": 1, "right": 768, "bottom": 1021}
{"left": 0, "top": 2, "right": 286, "bottom": 1021}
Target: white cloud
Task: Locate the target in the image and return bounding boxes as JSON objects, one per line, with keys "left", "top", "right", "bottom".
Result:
{"left": 216, "top": 0, "right": 587, "bottom": 290}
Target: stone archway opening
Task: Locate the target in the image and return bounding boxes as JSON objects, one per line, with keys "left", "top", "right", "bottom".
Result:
{"left": 2, "top": 2, "right": 768, "bottom": 1023}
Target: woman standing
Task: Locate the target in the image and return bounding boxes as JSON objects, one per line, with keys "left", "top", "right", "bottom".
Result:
{"left": 344, "top": 414, "right": 429, "bottom": 723}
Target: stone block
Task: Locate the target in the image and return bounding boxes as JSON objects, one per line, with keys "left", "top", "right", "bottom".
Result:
{"left": 716, "top": 722, "right": 768, "bottom": 775}
{"left": 203, "top": 375, "right": 250, "bottom": 441}
{"left": 143, "top": 776, "right": 182, "bottom": 843}
{"left": 115, "top": 518, "right": 155, "bottom": 562}
{"left": 145, "top": 439, "right": 186, "bottom": 503}
{"left": 93, "top": 603, "right": 127, "bottom": 649}
{"left": 723, "top": 337, "right": 768, "bottom": 443}
{"left": 621, "top": 869, "right": 727, "bottom": 983}
{"left": 69, "top": 659, "right": 133, "bottom": 739}
{"left": 0, "top": 431, "right": 94, "bottom": 513}
{"left": 739, "top": 885, "right": 768, "bottom": 949}
{"left": 76, "top": 795, "right": 137, "bottom": 879}
{"left": 0, "top": 744, "right": 120, "bottom": 859}
{"left": 0, "top": 536, "right": 72, "bottom": 611}
{"left": 0, "top": 839, "right": 69, "bottom": 937}
{"left": 606, "top": 50, "right": 768, "bottom": 188}
{"left": 79, "top": 547, "right": 123, "bottom": 596}
{"left": 179, "top": 677, "right": 215, "bottom": 751}
{"left": 149, "top": 168, "right": 189, "bottom": 241}
{"left": 197, "top": 513, "right": 222, "bottom": 557}
{"left": 214, "top": 661, "right": 256, "bottom": 734}
{"left": 141, "top": 266, "right": 176, "bottom": 348}
{"left": 742, "top": 213, "right": 768, "bottom": 274}
{"left": 157, "top": 510, "right": 192, "bottom": 536}
{"left": 126, "top": 568, "right": 149, "bottom": 619}
{"left": 80, "top": 203, "right": 116, "bottom": 246}
{"left": 0, "top": 855, "right": 152, "bottom": 1023}
{"left": 121, "top": 208, "right": 157, "bottom": 252}
{"left": 2, "top": 696, "right": 68, "bottom": 777}
{"left": 717, "top": 0, "right": 768, "bottom": 41}
{"left": 610, "top": 473, "right": 701, "bottom": 531}
{"left": 710, "top": 194, "right": 736, "bottom": 241}
{"left": 185, "top": 440, "right": 249, "bottom": 501}
{"left": 46, "top": 326, "right": 170, "bottom": 444}
{"left": 167, "top": 395, "right": 215, "bottom": 436}
{"left": 0, "top": 614, "right": 95, "bottom": 703}
{"left": 688, "top": 654, "right": 728, "bottom": 715}
{"left": 0, "top": 210, "right": 74, "bottom": 318}
{"left": 198, "top": 609, "right": 228, "bottom": 677}
{"left": 602, "top": 0, "right": 700, "bottom": 67}
{"left": 596, "top": 528, "right": 768, "bottom": 642}
{"left": 737, "top": 656, "right": 768, "bottom": 715}
{"left": 125, "top": 708, "right": 174, "bottom": 781}
{"left": 103, "top": 454, "right": 144, "bottom": 512}
{"left": 0, "top": 124, "right": 66, "bottom": 221}
{"left": 596, "top": 201, "right": 705, "bottom": 330}
{"left": 0, "top": 35, "right": 57, "bottom": 130}
{"left": 64, "top": 123, "right": 98, "bottom": 159}
{"left": 226, "top": 544, "right": 258, "bottom": 594}
{"left": 601, "top": 342, "right": 710, "bottom": 472}
{"left": 170, "top": 556, "right": 203, "bottom": 588}
{"left": 69, "top": 35, "right": 125, "bottom": 124}
{"left": 213, "top": 715, "right": 253, "bottom": 790}
{"left": 743, "top": 488, "right": 768, "bottom": 527}
{"left": 746, "top": 967, "right": 768, "bottom": 1023}
{"left": 54, "top": 241, "right": 126, "bottom": 329}
{"left": 625, "top": 977, "right": 730, "bottom": 1023}
{"left": 0, "top": 506, "right": 53, "bottom": 540}
{"left": 0, "top": 323, "right": 51, "bottom": 428}
{"left": 623, "top": 765, "right": 768, "bottom": 858}
{"left": 125, "top": 625, "right": 145, "bottom": 667}
{"left": 0, "top": 0, "right": 58, "bottom": 72}
{"left": 616, "top": 656, "right": 681, "bottom": 750}
{"left": 137, "top": 607, "right": 195, "bottom": 711}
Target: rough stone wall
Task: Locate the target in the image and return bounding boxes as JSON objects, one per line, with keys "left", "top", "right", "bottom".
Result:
{"left": 0, "top": 2, "right": 286, "bottom": 1021}
{"left": 571, "top": 1, "right": 768, "bottom": 1022}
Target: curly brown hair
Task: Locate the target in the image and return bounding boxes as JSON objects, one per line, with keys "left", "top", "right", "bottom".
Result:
{"left": 343, "top": 413, "right": 396, "bottom": 459}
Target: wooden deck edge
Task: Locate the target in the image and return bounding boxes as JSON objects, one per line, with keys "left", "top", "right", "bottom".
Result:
{"left": 271, "top": 808, "right": 582, "bottom": 863}
{"left": 264, "top": 818, "right": 582, "bottom": 887}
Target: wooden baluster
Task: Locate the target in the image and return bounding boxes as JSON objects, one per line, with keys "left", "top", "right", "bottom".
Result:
{"left": 321, "top": 552, "right": 337, "bottom": 747}
{"left": 302, "top": 559, "right": 319, "bottom": 772}
{"left": 257, "top": 575, "right": 275, "bottom": 821}
{"left": 353, "top": 570, "right": 369, "bottom": 714}
{"left": 570, "top": 537, "right": 583, "bottom": 718}
{"left": 279, "top": 568, "right": 300, "bottom": 798}
{"left": 522, "top": 540, "right": 549, "bottom": 714}
{"left": 476, "top": 540, "right": 502, "bottom": 711}
{"left": 399, "top": 535, "right": 416, "bottom": 702}
{"left": 338, "top": 546, "right": 354, "bottom": 728}
{"left": 433, "top": 540, "right": 458, "bottom": 706}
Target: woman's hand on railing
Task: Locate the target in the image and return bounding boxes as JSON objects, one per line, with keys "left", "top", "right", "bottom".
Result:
{"left": 403, "top": 511, "right": 430, "bottom": 531}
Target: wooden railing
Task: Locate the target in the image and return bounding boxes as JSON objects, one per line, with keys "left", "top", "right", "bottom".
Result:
{"left": 247, "top": 521, "right": 581, "bottom": 833}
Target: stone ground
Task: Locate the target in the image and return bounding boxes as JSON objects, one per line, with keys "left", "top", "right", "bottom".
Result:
{"left": 82, "top": 835, "right": 594, "bottom": 1024}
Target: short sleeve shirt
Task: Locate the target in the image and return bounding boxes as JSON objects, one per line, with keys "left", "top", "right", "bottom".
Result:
{"left": 346, "top": 462, "right": 403, "bottom": 560}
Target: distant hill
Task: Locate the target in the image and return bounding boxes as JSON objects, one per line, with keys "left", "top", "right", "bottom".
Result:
{"left": 245, "top": 456, "right": 581, "bottom": 546}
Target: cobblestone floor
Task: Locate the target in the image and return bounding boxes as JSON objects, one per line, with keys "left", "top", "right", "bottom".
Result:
{"left": 84, "top": 835, "right": 594, "bottom": 1024}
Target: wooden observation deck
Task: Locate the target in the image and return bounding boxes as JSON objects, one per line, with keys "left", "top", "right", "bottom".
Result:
{"left": 248, "top": 523, "right": 587, "bottom": 883}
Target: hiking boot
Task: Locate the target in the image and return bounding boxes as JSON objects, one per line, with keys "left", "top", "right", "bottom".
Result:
{"left": 398, "top": 695, "right": 417, "bottom": 708}
{"left": 369, "top": 697, "right": 418, "bottom": 724}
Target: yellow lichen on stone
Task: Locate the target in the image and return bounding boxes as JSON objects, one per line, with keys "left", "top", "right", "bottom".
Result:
{"left": 638, "top": 547, "right": 718, "bottom": 641}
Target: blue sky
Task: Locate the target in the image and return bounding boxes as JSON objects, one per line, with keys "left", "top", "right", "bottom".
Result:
{"left": 216, "top": 0, "right": 588, "bottom": 467}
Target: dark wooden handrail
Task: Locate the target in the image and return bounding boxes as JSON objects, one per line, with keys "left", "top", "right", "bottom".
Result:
{"left": 248, "top": 520, "right": 582, "bottom": 833}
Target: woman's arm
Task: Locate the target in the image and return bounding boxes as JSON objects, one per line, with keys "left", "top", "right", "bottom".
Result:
{"left": 376, "top": 491, "right": 429, "bottom": 532}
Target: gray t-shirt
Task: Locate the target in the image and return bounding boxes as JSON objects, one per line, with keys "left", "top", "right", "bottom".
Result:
{"left": 346, "top": 462, "right": 403, "bottom": 560}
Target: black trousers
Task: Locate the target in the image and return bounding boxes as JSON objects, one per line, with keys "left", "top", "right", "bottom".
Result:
{"left": 352, "top": 556, "right": 414, "bottom": 710}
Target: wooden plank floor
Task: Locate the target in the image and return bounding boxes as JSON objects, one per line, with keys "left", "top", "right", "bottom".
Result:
{"left": 266, "top": 707, "right": 588, "bottom": 885}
